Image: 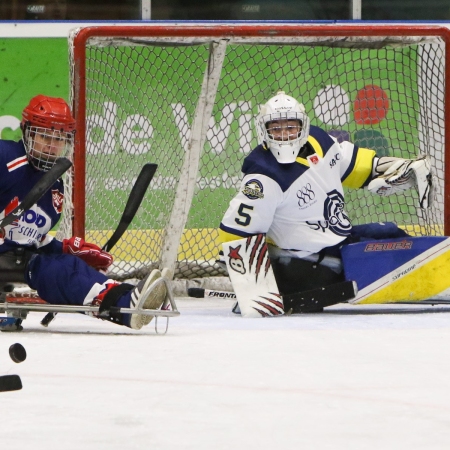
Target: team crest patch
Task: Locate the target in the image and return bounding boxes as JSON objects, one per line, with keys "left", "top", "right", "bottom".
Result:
{"left": 308, "top": 154, "right": 319, "bottom": 165}
{"left": 52, "top": 189, "right": 64, "bottom": 214}
{"left": 242, "top": 179, "right": 264, "bottom": 200}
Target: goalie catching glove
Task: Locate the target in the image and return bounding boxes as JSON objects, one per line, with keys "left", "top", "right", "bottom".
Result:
{"left": 368, "top": 155, "right": 434, "bottom": 209}
{"left": 62, "top": 236, "right": 113, "bottom": 270}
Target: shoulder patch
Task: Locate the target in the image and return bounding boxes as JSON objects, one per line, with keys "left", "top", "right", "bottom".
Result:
{"left": 242, "top": 179, "right": 264, "bottom": 200}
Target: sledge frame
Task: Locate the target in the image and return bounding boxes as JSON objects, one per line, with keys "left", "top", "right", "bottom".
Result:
{"left": 0, "top": 277, "right": 179, "bottom": 332}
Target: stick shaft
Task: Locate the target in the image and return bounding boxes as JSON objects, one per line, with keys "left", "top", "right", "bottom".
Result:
{"left": 102, "top": 163, "right": 157, "bottom": 252}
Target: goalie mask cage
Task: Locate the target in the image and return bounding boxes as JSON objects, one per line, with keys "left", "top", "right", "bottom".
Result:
{"left": 63, "top": 24, "right": 450, "bottom": 285}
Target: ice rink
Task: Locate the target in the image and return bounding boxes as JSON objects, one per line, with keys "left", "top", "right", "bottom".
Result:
{"left": 2, "top": 297, "right": 450, "bottom": 450}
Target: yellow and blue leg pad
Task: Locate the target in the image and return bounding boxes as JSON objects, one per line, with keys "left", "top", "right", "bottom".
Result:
{"left": 341, "top": 236, "right": 450, "bottom": 304}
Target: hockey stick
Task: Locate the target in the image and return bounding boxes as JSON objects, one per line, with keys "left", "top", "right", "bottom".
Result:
{"left": 102, "top": 163, "right": 158, "bottom": 252}
{"left": 41, "top": 163, "right": 158, "bottom": 327}
{"left": 188, "top": 287, "right": 237, "bottom": 299}
{"left": 0, "top": 157, "right": 72, "bottom": 229}
{"left": 188, "top": 281, "right": 357, "bottom": 313}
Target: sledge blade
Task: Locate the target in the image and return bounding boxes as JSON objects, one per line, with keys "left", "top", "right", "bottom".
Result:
{"left": 0, "top": 317, "right": 23, "bottom": 332}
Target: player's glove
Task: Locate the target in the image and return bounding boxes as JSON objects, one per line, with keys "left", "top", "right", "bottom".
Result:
{"left": 368, "top": 155, "right": 434, "bottom": 209}
{"left": 62, "top": 236, "right": 113, "bottom": 270}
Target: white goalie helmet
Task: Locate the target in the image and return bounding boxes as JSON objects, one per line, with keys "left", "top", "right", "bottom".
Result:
{"left": 257, "top": 91, "right": 310, "bottom": 164}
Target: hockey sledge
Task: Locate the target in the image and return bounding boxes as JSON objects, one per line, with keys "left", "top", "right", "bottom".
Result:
{"left": 0, "top": 276, "right": 179, "bottom": 333}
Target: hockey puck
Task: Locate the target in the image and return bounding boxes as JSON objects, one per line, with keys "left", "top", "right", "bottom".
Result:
{"left": 0, "top": 374, "right": 22, "bottom": 392}
{"left": 9, "top": 343, "right": 26, "bottom": 363}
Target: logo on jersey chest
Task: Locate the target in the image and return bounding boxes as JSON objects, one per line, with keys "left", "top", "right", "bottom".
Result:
{"left": 297, "top": 183, "right": 316, "bottom": 209}
{"left": 306, "top": 189, "right": 352, "bottom": 236}
{"left": 52, "top": 189, "right": 64, "bottom": 214}
{"left": 242, "top": 179, "right": 264, "bottom": 200}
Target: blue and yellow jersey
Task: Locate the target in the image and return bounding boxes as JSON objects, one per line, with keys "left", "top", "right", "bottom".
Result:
{"left": 219, "top": 126, "right": 376, "bottom": 257}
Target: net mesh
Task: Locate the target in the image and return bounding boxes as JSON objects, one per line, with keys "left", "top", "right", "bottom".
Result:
{"left": 62, "top": 27, "right": 446, "bottom": 283}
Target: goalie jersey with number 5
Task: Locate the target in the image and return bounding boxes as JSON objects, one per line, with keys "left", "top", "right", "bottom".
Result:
{"left": 220, "top": 125, "right": 376, "bottom": 258}
{"left": 219, "top": 91, "right": 433, "bottom": 259}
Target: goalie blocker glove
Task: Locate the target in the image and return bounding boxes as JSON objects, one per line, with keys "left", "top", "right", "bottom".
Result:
{"left": 62, "top": 236, "right": 113, "bottom": 270}
{"left": 368, "top": 155, "right": 434, "bottom": 209}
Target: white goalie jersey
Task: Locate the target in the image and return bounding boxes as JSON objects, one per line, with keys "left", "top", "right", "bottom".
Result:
{"left": 219, "top": 125, "right": 376, "bottom": 258}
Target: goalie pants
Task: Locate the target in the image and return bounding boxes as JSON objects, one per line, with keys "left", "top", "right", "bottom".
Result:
{"left": 271, "top": 222, "right": 409, "bottom": 296}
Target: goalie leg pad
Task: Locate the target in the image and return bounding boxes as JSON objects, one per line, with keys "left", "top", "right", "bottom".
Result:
{"left": 341, "top": 236, "right": 450, "bottom": 304}
{"left": 223, "top": 235, "right": 284, "bottom": 318}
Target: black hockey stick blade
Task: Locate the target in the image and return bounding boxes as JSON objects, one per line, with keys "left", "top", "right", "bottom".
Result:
{"left": 102, "top": 163, "right": 157, "bottom": 252}
{"left": 188, "top": 287, "right": 237, "bottom": 299}
{"left": 188, "top": 287, "right": 206, "bottom": 298}
{"left": 0, "top": 157, "right": 72, "bottom": 229}
{"left": 283, "top": 280, "right": 358, "bottom": 314}
{"left": 0, "top": 374, "right": 22, "bottom": 392}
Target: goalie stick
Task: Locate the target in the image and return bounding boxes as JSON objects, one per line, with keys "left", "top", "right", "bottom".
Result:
{"left": 188, "top": 281, "right": 358, "bottom": 313}
{"left": 0, "top": 157, "right": 72, "bottom": 229}
{"left": 40, "top": 163, "right": 158, "bottom": 327}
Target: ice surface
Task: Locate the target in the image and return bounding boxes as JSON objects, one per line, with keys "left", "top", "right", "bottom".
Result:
{"left": 2, "top": 298, "right": 450, "bottom": 450}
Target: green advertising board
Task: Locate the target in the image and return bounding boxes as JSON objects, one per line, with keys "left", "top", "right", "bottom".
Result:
{"left": 0, "top": 37, "right": 69, "bottom": 140}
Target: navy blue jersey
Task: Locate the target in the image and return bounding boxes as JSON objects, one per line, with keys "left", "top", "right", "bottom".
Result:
{"left": 0, "top": 139, "right": 64, "bottom": 253}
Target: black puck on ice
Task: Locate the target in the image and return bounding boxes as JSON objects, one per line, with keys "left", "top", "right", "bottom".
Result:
{"left": 9, "top": 343, "right": 26, "bottom": 363}
{"left": 0, "top": 374, "right": 22, "bottom": 392}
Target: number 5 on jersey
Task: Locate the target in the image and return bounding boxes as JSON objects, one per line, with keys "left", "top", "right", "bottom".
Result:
{"left": 235, "top": 203, "right": 253, "bottom": 226}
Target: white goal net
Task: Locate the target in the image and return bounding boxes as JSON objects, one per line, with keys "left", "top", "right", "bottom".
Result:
{"left": 61, "top": 24, "right": 450, "bottom": 290}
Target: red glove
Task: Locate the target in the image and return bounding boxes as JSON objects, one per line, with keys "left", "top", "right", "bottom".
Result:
{"left": 62, "top": 236, "right": 113, "bottom": 270}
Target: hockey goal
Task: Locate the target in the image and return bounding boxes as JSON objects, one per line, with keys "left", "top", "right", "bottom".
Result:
{"left": 61, "top": 24, "right": 450, "bottom": 288}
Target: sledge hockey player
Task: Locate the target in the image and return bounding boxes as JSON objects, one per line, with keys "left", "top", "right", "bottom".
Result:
{"left": 0, "top": 94, "right": 167, "bottom": 329}
{"left": 218, "top": 91, "right": 434, "bottom": 317}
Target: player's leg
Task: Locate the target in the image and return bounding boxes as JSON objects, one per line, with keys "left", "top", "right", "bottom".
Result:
{"left": 270, "top": 255, "right": 344, "bottom": 295}
{"left": 25, "top": 253, "right": 167, "bottom": 329}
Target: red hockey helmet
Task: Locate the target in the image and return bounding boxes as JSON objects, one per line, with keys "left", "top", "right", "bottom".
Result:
{"left": 21, "top": 95, "right": 75, "bottom": 132}
{"left": 21, "top": 95, "right": 76, "bottom": 172}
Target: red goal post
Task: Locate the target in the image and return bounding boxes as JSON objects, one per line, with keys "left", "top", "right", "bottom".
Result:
{"left": 62, "top": 24, "right": 450, "bottom": 286}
